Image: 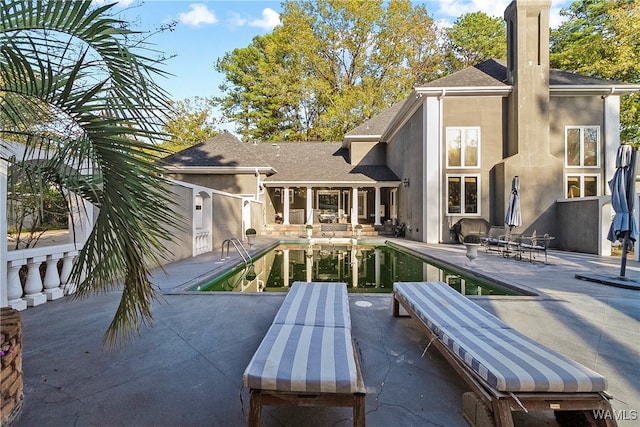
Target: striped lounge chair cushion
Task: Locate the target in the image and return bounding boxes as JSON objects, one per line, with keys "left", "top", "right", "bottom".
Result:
{"left": 393, "top": 282, "right": 510, "bottom": 331}
{"left": 394, "top": 281, "right": 607, "bottom": 393}
{"left": 243, "top": 323, "right": 360, "bottom": 394}
{"left": 439, "top": 326, "right": 607, "bottom": 392}
{"left": 273, "top": 282, "right": 351, "bottom": 328}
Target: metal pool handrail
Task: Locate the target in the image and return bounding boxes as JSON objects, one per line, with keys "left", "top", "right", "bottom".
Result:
{"left": 221, "top": 238, "right": 252, "bottom": 266}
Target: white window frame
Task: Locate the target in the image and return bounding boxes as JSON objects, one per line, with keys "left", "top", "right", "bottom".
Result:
{"left": 565, "top": 174, "right": 600, "bottom": 198}
{"left": 446, "top": 173, "right": 481, "bottom": 216}
{"left": 565, "top": 126, "right": 600, "bottom": 168}
{"left": 446, "top": 127, "right": 481, "bottom": 169}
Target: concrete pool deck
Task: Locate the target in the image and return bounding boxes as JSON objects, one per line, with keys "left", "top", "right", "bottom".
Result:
{"left": 13, "top": 237, "right": 640, "bottom": 426}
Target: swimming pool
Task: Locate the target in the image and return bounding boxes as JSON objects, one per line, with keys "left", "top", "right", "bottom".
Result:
{"left": 190, "top": 242, "right": 523, "bottom": 295}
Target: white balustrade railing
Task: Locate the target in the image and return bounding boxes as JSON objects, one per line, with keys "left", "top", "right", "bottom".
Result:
{"left": 194, "top": 229, "right": 210, "bottom": 256}
{"left": 6, "top": 226, "right": 212, "bottom": 311}
{"left": 6, "top": 243, "right": 81, "bottom": 311}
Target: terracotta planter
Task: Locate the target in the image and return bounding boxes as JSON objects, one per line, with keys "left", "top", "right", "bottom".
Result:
{"left": 1, "top": 308, "right": 23, "bottom": 425}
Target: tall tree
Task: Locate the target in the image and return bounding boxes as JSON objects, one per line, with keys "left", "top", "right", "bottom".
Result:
{"left": 443, "top": 12, "right": 506, "bottom": 73}
{"left": 550, "top": 0, "right": 640, "bottom": 141}
{"left": 215, "top": 0, "right": 443, "bottom": 142}
{"left": 1, "top": 1, "right": 176, "bottom": 345}
{"left": 161, "top": 97, "right": 220, "bottom": 153}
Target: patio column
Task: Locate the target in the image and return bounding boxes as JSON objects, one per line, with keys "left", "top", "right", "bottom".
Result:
{"left": 282, "top": 249, "right": 290, "bottom": 287}
{"left": 306, "top": 187, "right": 313, "bottom": 225}
{"left": 282, "top": 186, "right": 290, "bottom": 225}
{"left": 351, "top": 248, "right": 359, "bottom": 288}
{"left": 374, "top": 248, "right": 381, "bottom": 288}
{"left": 351, "top": 187, "right": 358, "bottom": 226}
{"left": 305, "top": 248, "right": 313, "bottom": 282}
{"left": 374, "top": 187, "right": 382, "bottom": 226}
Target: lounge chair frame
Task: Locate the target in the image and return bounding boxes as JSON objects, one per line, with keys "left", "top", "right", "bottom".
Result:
{"left": 244, "top": 282, "right": 366, "bottom": 426}
{"left": 248, "top": 349, "right": 366, "bottom": 427}
{"left": 392, "top": 289, "right": 617, "bottom": 427}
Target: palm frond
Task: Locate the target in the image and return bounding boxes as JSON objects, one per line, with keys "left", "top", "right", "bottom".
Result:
{"left": 1, "top": 0, "right": 179, "bottom": 346}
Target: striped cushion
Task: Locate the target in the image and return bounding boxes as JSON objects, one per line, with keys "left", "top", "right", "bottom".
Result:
{"left": 393, "top": 282, "right": 510, "bottom": 332}
{"left": 440, "top": 327, "right": 607, "bottom": 392}
{"left": 243, "top": 323, "right": 360, "bottom": 394}
{"left": 394, "top": 281, "right": 607, "bottom": 393}
{"left": 273, "top": 282, "right": 351, "bottom": 328}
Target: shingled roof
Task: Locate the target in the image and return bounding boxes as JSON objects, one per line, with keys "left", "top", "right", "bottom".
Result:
{"left": 250, "top": 142, "right": 399, "bottom": 184}
{"left": 345, "top": 101, "right": 406, "bottom": 137}
{"left": 422, "top": 59, "right": 509, "bottom": 88}
{"left": 161, "top": 131, "right": 258, "bottom": 168}
{"left": 421, "top": 58, "right": 632, "bottom": 88}
{"left": 162, "top": 134, "right": 400, "bottom": 185}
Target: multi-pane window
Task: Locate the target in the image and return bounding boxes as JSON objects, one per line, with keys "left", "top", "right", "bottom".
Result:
{"left": 447, "top": 175, "right": 480, "bottom": 214}
{"left": 446, "top": 127, "right": 480, "bottom": 168}
{"left": 566, "top": 126, "right": 599, "bottom": 167}
{"left": 566, "top": 175, "right": 599, "bottom": 198}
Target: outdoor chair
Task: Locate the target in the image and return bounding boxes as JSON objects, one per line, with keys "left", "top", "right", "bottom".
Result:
{"left": 392, "top": 281, "right": 616, "bottom": 427}
{"left": 243, "top": 282, "right": 366, "bottom": 426}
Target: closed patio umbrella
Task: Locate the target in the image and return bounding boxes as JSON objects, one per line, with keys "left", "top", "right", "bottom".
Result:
{"left": 607, "top": 144, "right": 638, "bottom": 279}
{"left": 504, "top": 176, "right": 522, "bottom": 238}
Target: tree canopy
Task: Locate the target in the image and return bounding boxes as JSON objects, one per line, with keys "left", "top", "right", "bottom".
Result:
{"left": 551, "top": 0, "right": 640, "bottom": 142}
{"left": 215, "top": 0, "right": 443, "bottom": 142}
{"left": 161, "top": 97, "right": 220, "bottom": 154}
{"left": 444, "top": 12, "right": 506, "bottom": 73}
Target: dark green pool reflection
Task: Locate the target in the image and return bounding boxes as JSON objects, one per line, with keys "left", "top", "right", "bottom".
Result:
{"left": 193, "top": 243, "right": 519, "bottom": 295}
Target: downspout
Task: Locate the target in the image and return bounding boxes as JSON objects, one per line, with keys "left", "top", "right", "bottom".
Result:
{"left": 437, "top": 90, "right": 445, "bottom": 243}
{"left": 255, "top": 168, "right": 264, "bottom": 199}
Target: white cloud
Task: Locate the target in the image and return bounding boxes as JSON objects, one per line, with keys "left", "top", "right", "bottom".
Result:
{"left": 228, "top": 12, "right": 248, "bottom": 28}
{"left": 248, "top": 8, "right": 280, "bottom": 31}
{"left": 177, "top": 4, "right": 218, "bottom": 27}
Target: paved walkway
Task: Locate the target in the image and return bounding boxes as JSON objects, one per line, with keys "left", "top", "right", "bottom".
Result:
{"left": 13, "top": 238, "right": 640, "bottom": 426}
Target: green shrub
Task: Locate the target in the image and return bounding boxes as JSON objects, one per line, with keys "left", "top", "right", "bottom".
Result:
{"left": 463, "top": 234, "right": 481, "bottom": 244}
{"left": 245, "top": 228, "right": 257, "bottom": 235}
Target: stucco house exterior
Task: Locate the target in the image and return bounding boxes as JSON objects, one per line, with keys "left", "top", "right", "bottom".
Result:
{"left": 162, "top": 0, "right": 640, "bottom": 254}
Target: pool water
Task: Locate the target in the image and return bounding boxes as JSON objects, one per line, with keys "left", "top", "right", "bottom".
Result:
{"left": 193, "top": 243, "right": 520, "bottom": 295}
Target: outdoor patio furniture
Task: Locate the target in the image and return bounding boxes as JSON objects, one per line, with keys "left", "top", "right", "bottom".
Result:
{"left": 517, "top": 232, "right": 554, "bottom": 264}
{"left": 480, "top": 226, "right": 510, "bottom": 254}
{"left": 392, "top": 281, "right": 616, "bottom": 427}
{"left": 243, "top": 282, "right": 366, "bottom": 426}
{"left": 451, "top": 218, "right": 490, "bottom": 243}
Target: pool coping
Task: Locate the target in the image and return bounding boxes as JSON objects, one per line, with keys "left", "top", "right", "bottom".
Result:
{"left": 163, "top": 237, "right": 539, "bottom": 298}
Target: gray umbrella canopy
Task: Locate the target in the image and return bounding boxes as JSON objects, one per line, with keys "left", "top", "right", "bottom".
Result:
{"left": 607, "top": 144, "right": 638, "bottom": 278}
{"left": 607, "top": 144, "right": 638, "bottom": 243}
{"left": 505, "top": 176, "right": 522, "bottom": 234}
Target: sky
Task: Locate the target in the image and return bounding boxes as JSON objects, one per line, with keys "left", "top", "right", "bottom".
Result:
{"left": 99, "top": 0, "right": 572, "bottom": 107}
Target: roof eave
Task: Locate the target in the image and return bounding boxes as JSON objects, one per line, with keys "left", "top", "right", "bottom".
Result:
{"left": 264, "top": 180, "right": 401, "bottom": 187}
{"left": 550, "top": 85, "right": 640, "bottom": 96}
{"left": 163, "top": 166, "right": 277, "bottom": 175}
{"left": 414, "top": 86, "right": 512, "bottom": 97}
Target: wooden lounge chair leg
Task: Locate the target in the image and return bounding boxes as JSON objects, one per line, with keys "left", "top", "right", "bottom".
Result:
{"left": 353, "top": 394, "right": 365, "bottom": 427}
{"left": 393, "top": 296, "right": 400, "bottom": 317}
{"left": 248, "top": 389, "right": 262, "bottom": 427}
{"left": 491, "top": 399, "right": 515, "bottom": 427}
